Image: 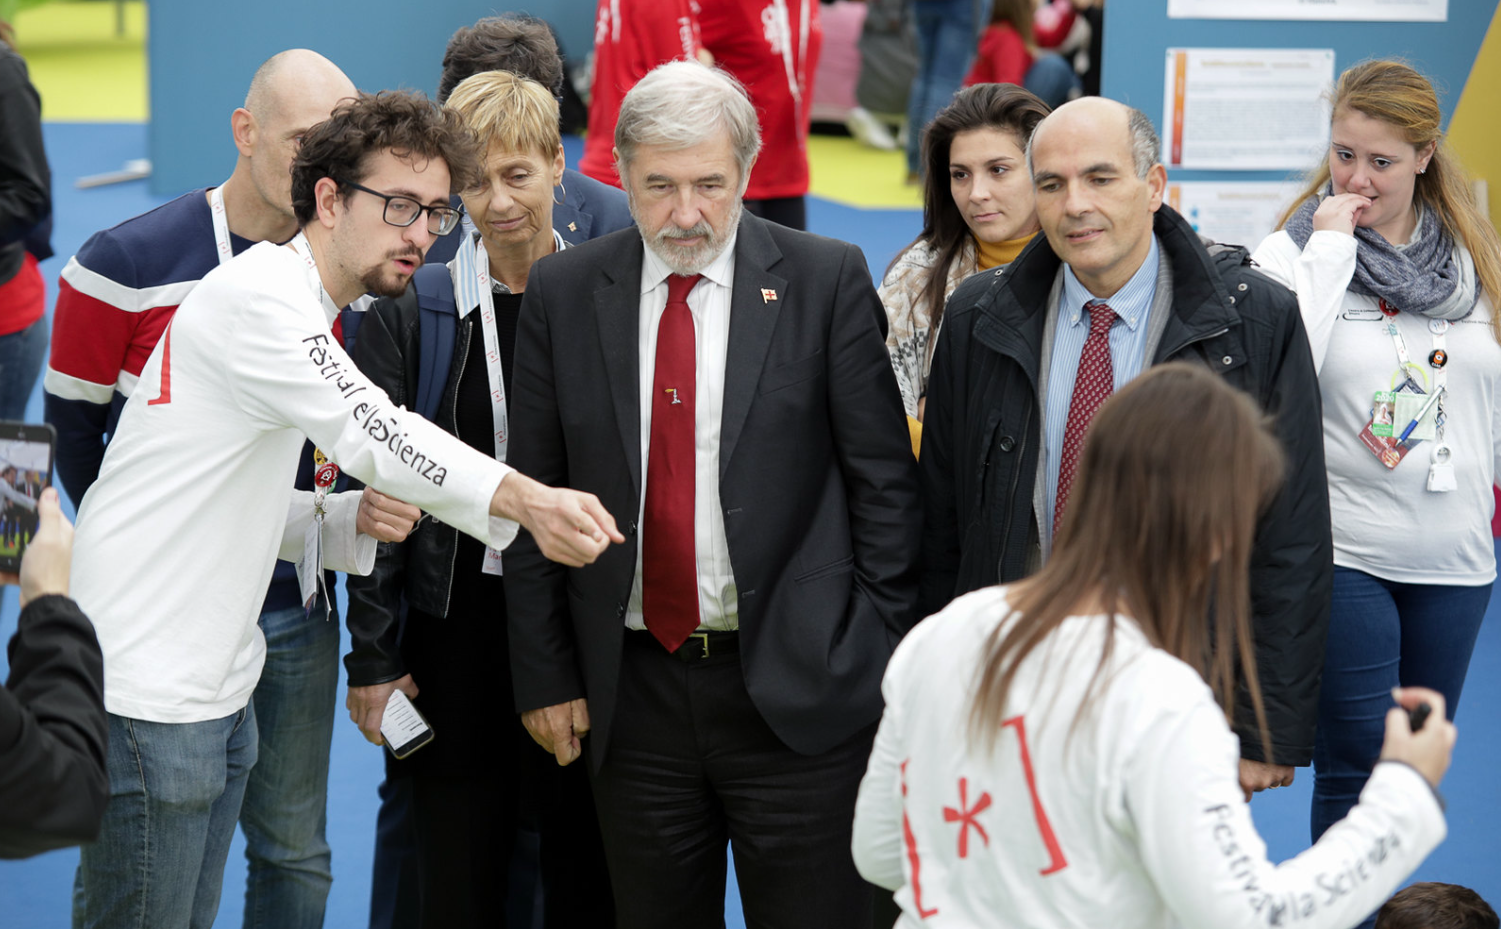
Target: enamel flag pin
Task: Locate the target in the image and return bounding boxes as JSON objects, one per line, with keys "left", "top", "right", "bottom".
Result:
{"left": 761, "top": 288, "right": 778, "bottom": 304}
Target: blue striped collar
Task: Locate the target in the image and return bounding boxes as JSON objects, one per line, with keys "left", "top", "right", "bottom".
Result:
{"left": 1060, "top": 234, "right": 1160, "bottom": 333}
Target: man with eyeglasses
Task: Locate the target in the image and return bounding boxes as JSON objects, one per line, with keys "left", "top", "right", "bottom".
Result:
{"left": 46, "top": 49, "right": 427, "bottom": 929}
{"left": 68, "top": 90, "right": 624, "bottom": 929}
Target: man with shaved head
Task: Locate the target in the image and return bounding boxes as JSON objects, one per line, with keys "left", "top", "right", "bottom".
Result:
{"left": 919, "top": 96, "right": 1333, "bottom": 801}
{"left": 45, "top": 51, "right": 404, "bottom": 929}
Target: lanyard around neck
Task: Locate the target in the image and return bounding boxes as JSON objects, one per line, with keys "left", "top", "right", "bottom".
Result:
{"left": 453, "top": 235, "right": 510, "bottom": 468}
{"left": 210, "top": 185, "right": 233, "bottom": 267}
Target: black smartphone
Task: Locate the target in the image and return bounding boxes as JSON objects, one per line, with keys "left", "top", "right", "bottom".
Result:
{"left": 0, "top": 421, "right": 56, "bottom": 574}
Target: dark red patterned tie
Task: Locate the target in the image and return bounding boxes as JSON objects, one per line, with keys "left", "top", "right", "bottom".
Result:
{"left": 643, "top": 273, "right": 703, "bottom": 652}
{"left": 1054, "top": 301, "right": 1117, "bottom": 537}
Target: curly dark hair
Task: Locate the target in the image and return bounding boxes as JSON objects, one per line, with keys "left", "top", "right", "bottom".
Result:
{"left": 438, "top": 15, "right": 563, "bottom": 103}
{"left": 291, "top": 91, "right": 481, "bottom": 227}
{"left": 1377, "top": 884, "right": 1499, "bottom": 929}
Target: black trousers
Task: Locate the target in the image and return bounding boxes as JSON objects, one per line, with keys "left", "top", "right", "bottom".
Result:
{"left": 589, "top": 631, "right": 875, "bottom": 929}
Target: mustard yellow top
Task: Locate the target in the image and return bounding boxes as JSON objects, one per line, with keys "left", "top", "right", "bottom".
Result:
{"left": 974, "top": 232, "right": 1037, "bottom": 271}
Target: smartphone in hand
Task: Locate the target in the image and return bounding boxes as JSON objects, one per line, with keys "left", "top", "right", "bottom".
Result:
{"left": 0, "top": 422, "right": 56, "bottom": 574}
{"left": 381, "top": 689, "right": 435, "bottom": 759}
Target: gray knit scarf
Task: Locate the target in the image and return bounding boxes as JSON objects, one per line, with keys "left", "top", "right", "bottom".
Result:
{"left": 1286, "top": 189, "right": 1478, "bottom": 320}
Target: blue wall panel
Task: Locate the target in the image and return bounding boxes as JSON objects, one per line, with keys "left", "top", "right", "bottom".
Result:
{"left": 147, "top": 0, "right": 596, "bottom": 196}
{"left": 1100, "top": 0, "right": 1499, "bottom": 184}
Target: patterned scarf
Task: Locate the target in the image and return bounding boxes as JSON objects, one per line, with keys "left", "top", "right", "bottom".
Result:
{"left": 1285, "top": 188, "right": 1478, "bottom": 320}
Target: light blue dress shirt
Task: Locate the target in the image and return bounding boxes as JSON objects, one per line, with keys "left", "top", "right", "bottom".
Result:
{"left": 1043, "top": 235, "right": 1162, "bottom": 531}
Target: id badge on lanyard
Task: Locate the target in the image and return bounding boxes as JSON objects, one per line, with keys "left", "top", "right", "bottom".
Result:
{"left": 1357, "top": 300, "right": 1453, "bottom": 489}
{"left": 284, "top": 230, "right": 348, "bottom": 603}
{"left": 300, "top": 452, "right": 340, "bottom": 619}
{"left": 459, "top": 237, "right": 511, "bottom": 575}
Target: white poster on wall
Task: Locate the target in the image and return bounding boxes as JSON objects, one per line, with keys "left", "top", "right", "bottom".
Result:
{"left": 1168, "top": 0, "right": 1446, "bottom": 22}
{"left": 1166, "top": 180, "right": 1308, "bottom": 249}
{"left": 1163, "top": 48, "right": 1335, "bottom": 170}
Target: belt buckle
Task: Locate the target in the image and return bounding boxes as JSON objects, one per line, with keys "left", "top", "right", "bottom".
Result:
{"left": 688, "top": 632, "right": 710, "bottom": 658}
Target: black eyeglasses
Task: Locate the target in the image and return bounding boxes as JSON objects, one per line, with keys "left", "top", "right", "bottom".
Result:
{"left": 338, "top": 178, "right": 462, "bottom": 236}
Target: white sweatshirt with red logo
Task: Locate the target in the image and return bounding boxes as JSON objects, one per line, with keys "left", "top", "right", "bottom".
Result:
{"left": 853, "top": 586, "right": 1446, "bottom": 928}
{"left": 71, "top": 241, "right": 518, "bottom": 724}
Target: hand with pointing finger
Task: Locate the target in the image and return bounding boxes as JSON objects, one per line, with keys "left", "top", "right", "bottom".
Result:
{"left": 491, "top": 472, "right": 625, "bottom": 567}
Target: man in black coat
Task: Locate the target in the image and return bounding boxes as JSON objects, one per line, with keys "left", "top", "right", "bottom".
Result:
{"left": 0, "top": 486, "right": 107, "bottom": 859}
{"left": 921, "top": 97, "right": 1332, "bottom": 798}
{"left": 505, "top": 61, "right": 920, "bottom": 927}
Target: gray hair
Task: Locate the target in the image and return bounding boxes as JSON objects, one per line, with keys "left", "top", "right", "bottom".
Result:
{"left": 614, "top": 61, "right": 762, "bottom": 188}
{"left": 1125, "top": 106, "right": 1161, "bottom": 178}
{"left": 1025, "top": 102, "right": 1163, "bottom": 179}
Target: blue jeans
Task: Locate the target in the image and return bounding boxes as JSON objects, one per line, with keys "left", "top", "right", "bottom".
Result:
{"left": 241, "top": 603, "right": 340, "bottom": 929}
{"left": 1023, "top": 53, "right": 1080, "bottom": 110}
{"left": 1312, "top": 567, "right": 1490, "bottom": 925}
{"left": 905, "top": 0, "right": 979, "bottom": 174}
{"left": 0, "top": 314, "right": 47, "bottom": 420}
{"left": 76, "top": 707, "right": 259, "bottom": 929}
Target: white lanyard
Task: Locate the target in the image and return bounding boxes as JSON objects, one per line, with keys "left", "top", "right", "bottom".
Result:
{"left": 210, "top": 185, "right": 233, "bottom": 266}
{"left": 454, "top": 236, "right": 511, "bottom": 574}
{"left": 454, "top": 235, "right": 510, "bottom": 467}
{"left": 286, "top": 230, "right": 344, "bottom": 610}
{"left": 772, "top": 0, "right": 811, "bottom": 142}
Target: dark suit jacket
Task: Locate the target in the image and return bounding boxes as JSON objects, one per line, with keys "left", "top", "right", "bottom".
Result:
{"left": 505, "top": 211, "right": 921, "bottom": 765}
{"left": 425, "top": 167, "right": 634, "bottom": 265}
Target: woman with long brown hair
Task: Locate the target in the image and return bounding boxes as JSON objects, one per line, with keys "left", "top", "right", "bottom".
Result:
{"left": 1253, "top": 60, "right": 1501, "bottom": 890}
{"left": 853, "top": 363, "right": 1453, "bottom": 927}
{"left": 881, "top": 82, "right": 1050, "bottom": 425}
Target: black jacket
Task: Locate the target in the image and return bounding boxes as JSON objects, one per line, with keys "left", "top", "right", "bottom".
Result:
{"left": 0, "top": 594, "right": 108, "bottom": 858}
{"left": 342, "top": 285, "right": 479, "bottom": 687}
{"left": 0, "top": 47, "right": 51, "bottom": 283}
{"left": 920, "top": 205, "right": 1333, "bottom": 766}
{"left": 505, "top": 213, "right": 921, "bottom": 764}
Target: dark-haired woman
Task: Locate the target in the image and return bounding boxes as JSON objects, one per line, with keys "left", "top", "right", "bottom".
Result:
{"left": 852, "top": 363, "right": 1454, "bottom": 928}
{"left": 880, "top": 82, "right": 1050, "bottom": 424}
{"left": 1253, "top": 61, "right": 1501, "bottom": 892}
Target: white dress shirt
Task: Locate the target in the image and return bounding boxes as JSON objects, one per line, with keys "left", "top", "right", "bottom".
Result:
{"left": 627, "top": 235, "right": 741, "bottom": 632}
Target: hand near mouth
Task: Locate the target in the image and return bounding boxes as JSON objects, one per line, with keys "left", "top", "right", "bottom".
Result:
{"left": 1313, "top": 192, "right": 1372, "bottom": 236}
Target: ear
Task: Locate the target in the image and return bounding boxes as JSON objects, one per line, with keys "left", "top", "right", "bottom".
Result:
{"left": 1145, "top": 162, "right": 1168, "bottom": 212}
{"left": 1417, "top": 140, "right": 1437, "bottom": 175}
{"left": 313, "top": 176, "right": 342, "bottom": 230}
{"left": 553, "top": 144, "right": 566, "bottom": 183}
{"left": 231, "top": 107, "right": 256, "bottom": 159}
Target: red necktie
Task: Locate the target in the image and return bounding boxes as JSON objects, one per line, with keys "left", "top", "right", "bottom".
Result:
{"left": 1054, "top": 301, "right": 1116, "bottom": 537}
{"left": 643, "top": 273, "right": 703, "bottom": 652}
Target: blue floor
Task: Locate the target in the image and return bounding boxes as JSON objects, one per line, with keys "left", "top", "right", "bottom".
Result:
{"left": 1, "top": 123, "right": 1498, "bottom": 926}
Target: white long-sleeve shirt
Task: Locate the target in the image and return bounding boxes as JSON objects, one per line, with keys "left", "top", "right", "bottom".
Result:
{"left": 853, "top": 586, "right": 1447, "bottom": 928}
{"left": 1253, "top": 230, "right": 1501, "bottom": 584}
{"left": 72, "top": 241, "right": 519, "bottom": 724}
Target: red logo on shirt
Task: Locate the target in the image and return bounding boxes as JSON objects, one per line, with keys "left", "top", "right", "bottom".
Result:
{"left": 942, "top": 777, "right": 993, "bottom": 858}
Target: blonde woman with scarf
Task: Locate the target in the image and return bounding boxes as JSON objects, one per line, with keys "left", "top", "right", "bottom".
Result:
{"left": 1253, "top": 61, "right": 1501, "bottom": 928}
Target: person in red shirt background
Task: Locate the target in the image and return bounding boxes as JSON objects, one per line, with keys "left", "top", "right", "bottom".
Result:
{"left": 963, "top": 0, "right": 1078, "bottom": 108}
{"left": 698, "top": 0, "right": 822, "bottom": 231}
{"left": 579, "top": 0, "right": 703, "bottom": 187}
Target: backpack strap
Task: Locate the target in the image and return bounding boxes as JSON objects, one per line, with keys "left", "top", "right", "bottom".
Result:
{"left": 412, "top": 264, "right": 458, "bottom": 424}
